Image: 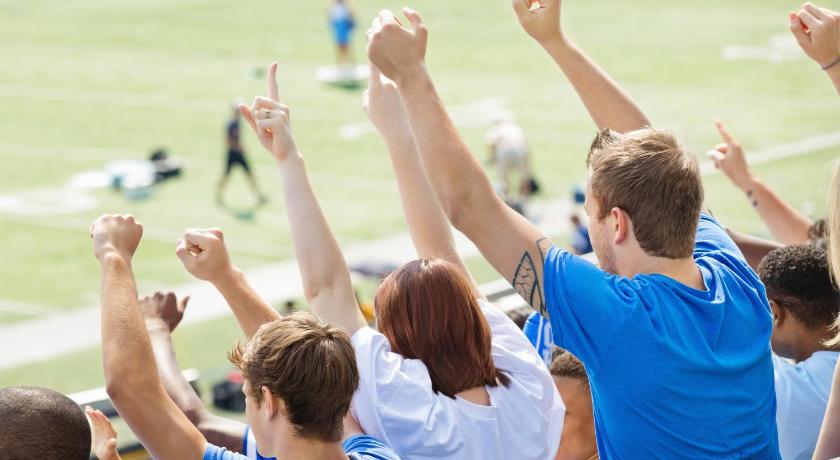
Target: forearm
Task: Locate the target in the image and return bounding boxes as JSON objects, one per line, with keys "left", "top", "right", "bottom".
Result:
{"left": 725, "top": 228, "right": 784, "bottom": 271}
{"left": 147, "top": 323, "right": 212, "bottom": 425}
{"left": 277, "top": 153, "right": 366, "bottom": 333}
{"left": 100, "top": 256, "right": 207, "bottom": 459}
{"left": 100, "top": 255, "right": 160, "bottom": 393}
{"left": 212, "top": 269, "right": 280, "bottom": 339}
{"left": 383, "top": 131, "right": 458, "bottom": 260}
{"left": 397, "top": 69, "right": 500, "bottom": 231}
{"left": 736, "top": 176, "right": 812, "bottom": 245}
{"left": 815, "top": 359, "right": 840, "bottom": 459}
{"left": 540, "top": 37, "right": 649, "bottom": 132}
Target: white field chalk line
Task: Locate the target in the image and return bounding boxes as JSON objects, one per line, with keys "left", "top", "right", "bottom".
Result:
{"left": 0, "top": 131, "right": 836, "bottom": 370}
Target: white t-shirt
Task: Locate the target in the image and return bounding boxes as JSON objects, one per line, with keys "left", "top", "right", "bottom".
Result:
{"left": 351, "top": 300, "right": 565, "bottom": 460}
{"left": 773, "top": 351, "right": 839, "bottom": 460}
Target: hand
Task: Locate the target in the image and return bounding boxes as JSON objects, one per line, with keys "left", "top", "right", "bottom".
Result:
{"left": 85, "top": 406, "right": 120, "bottom": 460}
{"left": 90, "top": 214, "right": 143, "bottom": 263}
{"left": 366, "top": 8, "right": 428, "bottom": 85}
{"left": 140, "top": 291, "right": 190, "bottom": 332}
{"left": 708, "top": 120, "right": 753, "bottom": 191}
{"left": 790, "top": 3, "right": 840, "bottom": 68}
{"left": 175, "top": 228, "right": 235, "bottom": 284}
{"left": 513, "top": 0, "right": 563, "bottom": 45}
{"left": 363, "top": 64, "right": 412, "bottom": 143}
{"left": 239, "top": 62, "right": 298, "bottom": 162}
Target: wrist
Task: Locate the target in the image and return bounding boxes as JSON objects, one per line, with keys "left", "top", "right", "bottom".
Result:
{"left": 394, "top": 64, "right": 431, "bottom": 94}
{"left": 144, "top": 318, "right": 170, "bottom": 334}
{"left": 734, "top": 173, "right": 755, "bottom": 192}
{"left": 99, "top": 251, "right": 130, "bottom": 267}
{"left": 211, "top": 266, "right": 244, "bottom": 291}
{"left": 821, "top": 54, "right": 840, "bottom": 71}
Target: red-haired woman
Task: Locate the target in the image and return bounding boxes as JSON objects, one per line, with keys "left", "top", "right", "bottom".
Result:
{"left": 232, "top": 63, "right": 565, "bottom": 459}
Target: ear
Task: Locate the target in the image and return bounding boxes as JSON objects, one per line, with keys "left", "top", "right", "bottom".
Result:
{"left": 611, "top": 207, "right": 629, "bottom": 245}
{"left": 769, "top": 300, "right": 786, "bottom": 328}
{"left": 260, "top": 386, "right": 278, "bottom": 421}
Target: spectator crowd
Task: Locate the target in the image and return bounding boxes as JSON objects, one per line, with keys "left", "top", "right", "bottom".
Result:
{"left": 2, "top": 1, "right": 840, "bottom": 459}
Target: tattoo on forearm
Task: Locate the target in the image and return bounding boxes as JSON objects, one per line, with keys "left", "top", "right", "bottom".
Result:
{"left": 512, "top": 237, "right": 553, "bottom": 318}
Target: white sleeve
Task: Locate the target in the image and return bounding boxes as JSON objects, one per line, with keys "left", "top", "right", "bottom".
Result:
{"left": 479, "top": 300, "right": 550, "bottom": 377}
{"left": 350, "top": 327, "right": 465, "bottom": 458}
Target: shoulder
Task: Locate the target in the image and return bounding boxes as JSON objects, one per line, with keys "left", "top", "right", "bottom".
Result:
{"left": 344, "top": 435, "right": 401, "bottom": 460}
{"left": 203, "top": 443, "right": 250, "bottom": 460}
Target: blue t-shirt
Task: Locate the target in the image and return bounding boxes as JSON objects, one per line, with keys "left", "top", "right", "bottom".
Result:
{"left": 543, "top": 213, "right": 780, "bottom": 459}
{"left": 523, "top": 311, "right": 553, "bottom": 366}
{"left": 203, "top": 434, "right": 401, "bottom": 460}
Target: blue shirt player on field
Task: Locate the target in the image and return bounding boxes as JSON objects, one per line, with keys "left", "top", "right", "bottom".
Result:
{"left": 329, "top": 0, "right": 356, "bottom": 65}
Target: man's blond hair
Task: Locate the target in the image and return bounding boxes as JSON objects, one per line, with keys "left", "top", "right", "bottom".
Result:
{"left": 587, "top": 128, "right": 703, "bottom": 259}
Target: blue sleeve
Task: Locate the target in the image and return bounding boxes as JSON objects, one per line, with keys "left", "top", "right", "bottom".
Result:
{"left": 522, "top": 312, "right": 553, "bottom": 366}
{"left": 343, "top": 434, "right": 401, "bottom": 460}
{"left": 543, "top": 245, "right": 638, "bottom": 375}
{"left": 203, "top": 444, "right": 250, "bottom": 460}
{"left": 694, "top": 212, "right": 744, "bottom": 259}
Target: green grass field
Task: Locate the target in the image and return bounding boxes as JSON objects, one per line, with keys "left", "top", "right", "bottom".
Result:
{"left": 0, "top": 0, "right": 837, "bottom": 426}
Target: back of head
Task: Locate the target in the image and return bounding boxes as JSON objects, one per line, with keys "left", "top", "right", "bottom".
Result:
{"left": 587, "top": 128, "right": 703, "bottom": 258}
{"left": 375, "top": 259, "right": 509, "bottom": 397}
{"left": 228, "top": 312, "right": 359, "bottom": 443}
{"left": 550, "top": 349, "right": 588, "bottom": 384}
{"left": 0, "top": 386, "right": 91, "bottom": 460}
{"left": 759, "top": 243, "right": 840, "bottom": 331}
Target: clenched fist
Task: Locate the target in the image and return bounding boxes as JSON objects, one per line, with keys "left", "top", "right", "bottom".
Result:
{"left": 90, "top": 214, "right": 143, "bottom": 263}
{"left": 513, "top": 0, "right": 564, "bottom": 45}
{"left": 175, "top": 228, "right": 234, "bottom": 284}
{"left": 366, "top": 8, "right": 428, "bottom": 85}
{"left": 239, "top": 62, "right": 298, "bottom": 162}
{"left": 790, "top": 3, "right": 840, "bottom": 69}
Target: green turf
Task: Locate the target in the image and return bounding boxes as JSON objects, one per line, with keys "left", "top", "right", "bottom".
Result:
{"left": 0, "top": 0, "right": 837, "bottom": 406}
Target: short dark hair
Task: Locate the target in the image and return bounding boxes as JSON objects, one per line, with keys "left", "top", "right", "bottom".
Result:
{"left": 0, "top": 386, "right": 91, "bottom": 460}
{"left": 586, "top": 128, "right": 703, "bottom": 259}
{"left": 228, "top": 312, "right": 359, "bottom": 443}
{"left": 759, "top": 244, "right": 840, "bottom": 330}
{"left": 549, "top": 348, "right": 588, "bottom": 384}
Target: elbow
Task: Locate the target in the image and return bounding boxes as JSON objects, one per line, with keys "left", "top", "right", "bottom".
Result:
{"left": 104, "top": 375, "right": 127, "bottom": 405}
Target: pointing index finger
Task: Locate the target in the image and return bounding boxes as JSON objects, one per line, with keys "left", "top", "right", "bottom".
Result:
{"left": 267, "top": 62, "right": 279, "bottom": 102}
{"left": 714, "top": 119, "right": 735, "bottom": 146}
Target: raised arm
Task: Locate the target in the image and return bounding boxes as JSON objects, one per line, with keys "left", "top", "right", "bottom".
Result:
{"left": 724, "top": 229, "right": 784, "bottom": 272}
{"left": 239, "top": 62, "right": 366, "bottom": 335}
{"left": 367, "top": 10, "right": 553, "bottom": 316}
{"left": 790, "top": 3, "right": 840, "bottom": 95}
{"left": 709, "top": 121, "right": 813, "bottom": 245}
{"left": 363, "top": 63, "right": 481, "bottom": 297}
{"left": 91, "top": 214, "right": 207, "bottom": 460}
{"left": 141, "top": 292, "right": 248, "bottom": 453}
{"left": 512, "top": 0, "right": 649, "bottom": 132}
{"left": 176, "top": 228, "right": 280, "bottom": 339}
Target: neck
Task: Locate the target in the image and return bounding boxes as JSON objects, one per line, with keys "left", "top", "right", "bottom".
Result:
{"left": 789, "top": 328, "right": 837, "bottom": 363}
{"left": 271, "top": 437, "right": 346, "bottom": 460}
{"left": 626, "top": 255, "right": 703, "bottom": 290}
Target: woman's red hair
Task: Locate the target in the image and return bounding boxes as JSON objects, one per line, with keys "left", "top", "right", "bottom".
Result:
{"left": 375, "top": 259, "right": 509, "bottom": 398}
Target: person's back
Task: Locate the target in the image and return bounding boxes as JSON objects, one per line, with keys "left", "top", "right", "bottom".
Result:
{"left": 542, "top": 129, "right": 779, "bottom": 458}
{"left": 546, "top": 219, "right": 777, "bottom": 457}
{"left": 0, "top": 386, "right": 92, "bottom": 460}
{"left": 351, "top": 259, "right": 564, "bottom": 459}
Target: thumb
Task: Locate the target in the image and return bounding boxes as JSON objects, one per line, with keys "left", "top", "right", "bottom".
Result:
{"left": 789, "top": 12, "right": 810, "bottom": 48}
{"left": 178, "top": 295, "right": 191, "bottom": 313}
{"left": 175, "top": 239, "right": 193, "bottom": 268}
{"left": 403, "top": 7, "right": 427, "bottom": 38}
{"left": 369, "top": 62, "right": 382, "bottom": 89}
{"left": 239, "top": 104, "right": 258, "bottom": 134}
